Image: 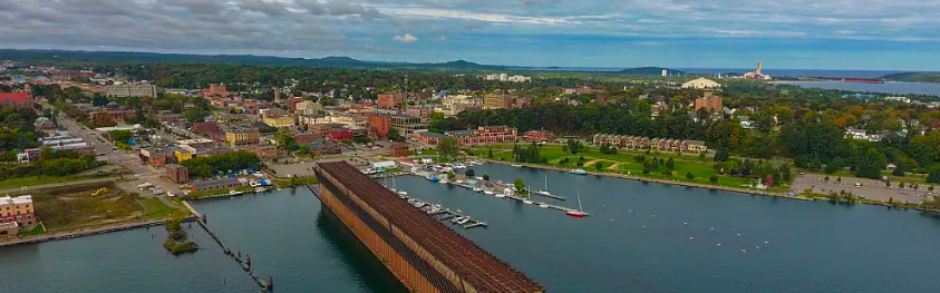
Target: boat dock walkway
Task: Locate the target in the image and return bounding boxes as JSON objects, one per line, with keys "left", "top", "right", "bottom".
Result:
{"left": 490, "top": 181, "right": 566, "bottom": 201}
{"left": 398, "top": 194, "right": 487, "bottom": 229}
{"left": 186, "top": 201, "right": 274, "bottom": 291}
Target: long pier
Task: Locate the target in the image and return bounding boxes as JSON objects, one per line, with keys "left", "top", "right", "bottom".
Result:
{"left": 313, "top": 162, "right": 543, "bottom": 293}
{"left": 185, "top": 201, "right": 274, "bottom": 291}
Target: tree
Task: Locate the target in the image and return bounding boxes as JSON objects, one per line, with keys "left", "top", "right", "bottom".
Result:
{"left": 709, "top": 175, "right": 718, "bottom": 183}
{"left": 892, "top": 161, "right": 906, "bottom": 177}
{"left": 437, "top": 138, "right": 460, "bottom": 160}
{"left": 836, "top": 177, "right": 842, "bottom": 183}
{"left": 929, "top": 167, "right": 940, "bottom": 184}
{"left": 594, "top": 162, "right": 604, "bottom": 171}
{"left": 686, "top": 172, "right": 695, "bottom": 180}
{"left": 110, "top": 130, "right": 132, "bottom": 144}
{"left": 465, "top": 168, "right": 475, "bottom": 178}
{"left": 825, "top": 175, "right": 830, "bottom": 182}
{"left": 886, "top": 181, "right": 891, "bottom": 187}
{"left": 92, "top": 112, "right": 116, "bottom": 127}
{"left": 387, "top": 128, "right": 404, "bottom": 142}
{"left": 487, "top": 148, "right": 494, "bottom": 159}
{"left": 514, "top": 178, "right": 526, "bottom": 193}
{"left": 666, "top": 157, "right": 675, "bottom": 170}
{"left": 855, "top": 148, "right": 886, "bottom": 179}
{"left": 930, "top": 185, "right": 935, "bottom": 192}
{"left": 183, "top": 107, "right": 208, "bottom": 123}
{"left": 447, "top": 171, "right": 456, "bottom": 180}
{"left": 825, "top": 157, "right": 845, "bottom": 174}
{"left": 713, "top": 148, "right": 729, "bottom": 162}
{"left": 482, "top": 174, "right": 490, "bottom": 181}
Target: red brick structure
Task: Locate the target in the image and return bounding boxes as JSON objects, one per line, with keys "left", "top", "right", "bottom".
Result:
{"left": 694, "top": 91, "right": 722, "bottom": 113}
{"left": 291, "top": 131, "right": 319, "bottom": 144}
{"left": 193, "top": 122, "right": 219, "bottom": 134}
{"left": 369, "top": 116, "right": 391, "bottom": 137}
{"left": 0, "top": 92, "right": 31, "bottom": 108}
{"left": 314, "top": 162, "right": 544, "bottom": 293}
{"left": 165, "top": 164, "right": 189, "bottom": 184}
{"left": 330, "top": 129, "right": 353, "bottom": 140}
{"left": 377, "top": 93, "right": 404, "bottom": 109}
{"left": 523, "top": 130, "right": 556, "bottom": 143}
{"left": 389, "top": 143, "right": 409, "bottom": 157}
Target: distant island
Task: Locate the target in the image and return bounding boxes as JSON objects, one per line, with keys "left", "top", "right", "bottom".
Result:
{"left": 0, "top": 49, "right": 505, "bottom": 70}
{"left": 618, "top": 67, "right": 685, "bottom": 76}
{"left": 881, "top": 72, "right": 940, "bottom": 83}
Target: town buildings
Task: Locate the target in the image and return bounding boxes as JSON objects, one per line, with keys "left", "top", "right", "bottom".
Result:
{"left": 0, "top": 92, "right": 31, "bottom": 108}
{"left": 191, "top": 178, "right": 243, "bottom": 193}
{"left": 592, "top": 134, "right": 707, "bottom": 153}
{"left": 369, "top": 115, "right": 391, "bottom": 137}
{"left": 1, "top": 195, "right": 36, "bottom": 229}
{"left": 140, "top": 148, "right": 168, "bottom": 166}
{"left": 682, "top": 78, "right": 722, "bottom": 89}
{"left": 206, "top": 83, "right": 232, "bottom": 98}
{"left": 309, "top": 138, "right": 342, "bottom": 156}
{"left": 165, "top": 164, "right": 190, "bottom": 184}
{"left": 378, "top": 93, "right": 404, "bottom": 109}
{"left": 483, "top": 95, "right": 530, "bottom": 109}
{"left": 104, "top": 84, "right": 159, "bottom": 98}
{"left": 418, "top": 126, "right": 518, "bottom": 146}
{"left": 694, "top": 91, "right": 723, "bottom": 113}
{"left": 390, "top": 116, "right": 428, "bottom": 136}
{"left": 389, "top": 142, "right": 410, "bottom": 157}
{"left": 483, "top": 73, "right": 531, "bottom": 82}
{"left": 223, "top": 126, "right": 261, "bottom": 147}
{"left": 98, "top": 102, "right": 137, "bottom": 122}
{"left": 295, "top": 100, "right": 321, "bottom": 115}
{"left": 251, "top": 143, "right": 278, "bottom": 160}
{"left": 262, "top": 114, "right": 296, "bottom": 128}
{"left": 523, "top": 130, "right": 556, "bottom": 143}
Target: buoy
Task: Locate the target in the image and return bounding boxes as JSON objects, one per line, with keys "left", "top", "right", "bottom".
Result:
{"left": 628, "top": 209, "right": 632, "bottom": 212}
{"left": 710, "top": 227, "right": 715, "bottom": 231}
{"left": 651, "top": 214, "right": 656, "bottom": 217}
{"left": 683, "top": 222, "right": 688, "bottom": 225}
{"left": 737, "top": 233, "right": 741, "bottom": 236}
{"left": 764, "top": 241, "right": 769, "bottom": 244}
{"left": 689, "top": 236, "right": 694, "bottom": 240}
{"left": 641, "top": 225, "right": 645, "bottom": 228}
{"left": 717, "top": 243, "right": 721, "bottom": 246}
{"left": 742, "top": 249, "right": 747, "bottom": 254}
{"left": 756, "top": 246, "right": 760, "bottom": 249}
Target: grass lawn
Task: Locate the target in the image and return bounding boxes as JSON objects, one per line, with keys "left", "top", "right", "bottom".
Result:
{"left": 31, "top": 182, "right": 146, "bottom": 232}
{"left": 17, "top": 224, "right": 46, "bottom": 237}
{"left": 138, "top": 197, "right": 179, "bottom": 220}
{"left": 275, "top": 176, "right": 319, "bottom": 187}
{"left": 473, "top": 144, "right": 787, "bottom": 193}
{"left": 0, "top": 175, "right": 99, "bottom": 190}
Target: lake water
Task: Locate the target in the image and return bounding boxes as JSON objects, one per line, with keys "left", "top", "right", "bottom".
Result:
{"left": 776, "top": 81, "right": 940, "bottom": 96}
{"left": 3, "top": 164, "right": 940, "bottom": 293}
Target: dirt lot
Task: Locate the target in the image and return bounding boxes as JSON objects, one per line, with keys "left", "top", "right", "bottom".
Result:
{"left": 792, "top": 174, "right": 932, "bottom": 204}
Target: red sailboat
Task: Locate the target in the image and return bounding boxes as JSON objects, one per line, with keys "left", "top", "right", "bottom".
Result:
{"left": 566, "top": 191, "right": 586, "bottom": 218}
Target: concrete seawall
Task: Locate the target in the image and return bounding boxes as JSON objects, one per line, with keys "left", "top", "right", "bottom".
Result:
{"left": 0, "top": 217, "right": 196, "bottom": 248}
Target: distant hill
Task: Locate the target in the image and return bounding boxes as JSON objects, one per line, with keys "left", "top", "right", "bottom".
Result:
{"left": 0, "top": 49, "right": 504, "bottom": 70}
{"left": 881, "top": 72, "right": 940, "bottom": 83}
{"left": 619, "top": 67, "right": 685, "bottom": 76}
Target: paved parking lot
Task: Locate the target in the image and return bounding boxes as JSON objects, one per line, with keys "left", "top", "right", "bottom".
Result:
{"left": 793, "top": 174, "right": 932, "bottom": 204}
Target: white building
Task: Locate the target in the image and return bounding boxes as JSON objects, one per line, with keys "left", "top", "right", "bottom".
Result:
{"left": 483, "top": 73, "right": 530, "bottom": 83}
{"left": 681, "top": 78, "right": 722, "bottom": 89}
{"left": 105, "top": 84, "right": 160, "bottom": 98}
{"left": 884, "top": 96, "right": 911, "bottom": 103}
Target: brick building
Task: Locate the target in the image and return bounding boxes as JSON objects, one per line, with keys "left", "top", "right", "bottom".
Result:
{"left": 523, "top": 130, "right": 556, "bottom": 143}
{"left": 0, "top": 195, "right": 36, "bottom": 229}
{"left": 694, "top": 91, "right": 722, "bottom": 113}
{"left": 369, "top": 115, "right": 391, "bottom": 137}
{"left": 377, "top": 93, "right": 404, "bottom": 109}
{"left": 193, "top": 122, "right": 219, "bottom": 134}
{"left": 389, "top": 143, "right": 410, "bottom": 157}
{"left": 165, "top": 164, "right": 190, "bottom": 184}
{"left": 191, "top": 178, "right": 243, "bottom": 193}
{"left": 0, "top": 92, "right": 31, "bottom": 108}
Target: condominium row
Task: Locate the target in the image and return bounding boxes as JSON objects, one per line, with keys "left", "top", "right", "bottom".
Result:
{"left": 593, "top": 134, "right": 707, "bottom": 153}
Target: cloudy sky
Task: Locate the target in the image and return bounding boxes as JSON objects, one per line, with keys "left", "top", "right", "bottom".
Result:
{"left": 2, "top": 0, "right": 939, "bottom": 70}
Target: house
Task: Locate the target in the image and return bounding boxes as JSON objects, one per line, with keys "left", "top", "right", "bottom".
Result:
{"left": 683, "top": 140, "right": 708, "bottom": 153}
{"left": 252, "top": 143, "right": 278, "bottom": 160}
{"left": 417, "top": 132, "right": 446, "bottom": 146}
{"left": 681, "top": 77, "right": 722, "bottom": 89}
{"left": 0, "top": 195, "right": 36, "bottom": 229}
{"left": 389, "top": 142, "right": 409, "bottom": 157}
{"left": 523, "top": 130, "right": 556, "bottom": 143}
{"left": 191, "top": 178, "right": 243, "bottom": 193}
{"left": 140, "top": 148, "right": 168, "bottom": 166}
{"left": 309, "top": 138, "right": 342, "bottom": 156}
{"left": 0, "top": 92, "right": 31, "bottom": 108}
{"left": 223, "top": 126, "right": 261, "bottom": 147}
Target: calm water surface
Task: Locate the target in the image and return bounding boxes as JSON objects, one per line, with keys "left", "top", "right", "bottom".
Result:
{"left": 2, "top": 164, "right": 940, "bottom": 293}
{"left": 776, "top": 81, "right": 940, "bottom": 96}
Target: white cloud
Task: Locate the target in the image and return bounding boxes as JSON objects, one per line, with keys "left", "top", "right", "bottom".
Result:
{"left": 393, "top": 33, "right": 418, "bottom": 43}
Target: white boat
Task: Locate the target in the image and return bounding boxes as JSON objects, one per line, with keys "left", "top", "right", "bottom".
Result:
{"left": 455, "top": 163, "right": 466, "bottom": 169}
{"left": 569, "top": 168, "right": 588, "bottom": 176}
{"left": 473, "top": 187, "right": 483, "bottom": 192}
{"left": 451, "top": 216, "right": 465, "bottom": 224}
{"left": 535, "top": 175, "right": 552, "bottom": 196}
{"left": 397, "top": 190, "right": 408, "bottom": 196}
{"left": 475, "top": 176, "right": 484, "bottom": 180}
{"left": 539, "top": 203, "right": 549, "bottom": 208}
{"left": 510, "top": 164, "right": 523, "bottom": 168}
{"left": 484, "top": 190, "right": 495, "bottom": 195}
{"left": 523, "top": 199, "right": 533, "bottom": 205}
{"left": 495, "top": 193, "right": 506, "bottom": 198}
{"left": 457, "top": 217, "right": 471, "bottom": 225}
{"left": 456, "top": 180, "right": 464, "bottom": 184}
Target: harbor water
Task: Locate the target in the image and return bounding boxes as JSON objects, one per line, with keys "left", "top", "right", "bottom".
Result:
{"left": 3, "top": 164, "right": 940, "bottom": 292}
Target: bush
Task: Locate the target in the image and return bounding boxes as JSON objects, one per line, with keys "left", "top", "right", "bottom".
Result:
{"left": 709, "top": 175, "right": 719, "bottom": 183}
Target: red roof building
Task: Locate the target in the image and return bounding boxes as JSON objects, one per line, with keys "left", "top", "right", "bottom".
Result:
{"left": 0, "top": 92, "right": 30, "bottom": 108}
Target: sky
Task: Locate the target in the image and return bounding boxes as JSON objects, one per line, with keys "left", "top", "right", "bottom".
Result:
{"left": 1, "top": 0, "right": 940, "bottom": 70}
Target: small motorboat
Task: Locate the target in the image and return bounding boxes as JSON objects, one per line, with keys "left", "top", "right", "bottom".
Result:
{"left": 457, "top": 217, "right": 471, "bottom": 225}
{"left": 451, "top": 216, "right": 465, "bottom": 224}
{"left": 569, "top": 168, "right": 588, "bottom": 176}
{"left": 510, "top": 164, "right": 523, "bottom": 168}
{"left": 539, "top": 203, "right": 549, "bottom": 208}
{"left": 484, "top": 190, "right": 495, "bottom": 195}
{"left": 523, "top": 199, "right": 533, "bottom": 205}
{"left": 473, "top": 187, "right": 483, "bottom": 192}
{"left": 397, "top": 190, "right": 408, "bottom": 196}
{"left": 495, "top": 193, "right": 506, "bottom": 198}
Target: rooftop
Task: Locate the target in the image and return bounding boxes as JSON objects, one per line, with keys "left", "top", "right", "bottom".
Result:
{"left": 316, "top": 162, "right": 544, "bottom": 293}
{"left": 0, "top": 92, "right": 28, "bottom": 102}
{"left": 0, "top": 195, "right": 33, "bottom": 205}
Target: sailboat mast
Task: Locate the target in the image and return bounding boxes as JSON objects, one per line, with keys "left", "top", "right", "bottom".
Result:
{"left": 577, "top": 192, "right": 583, "bottom": 211}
